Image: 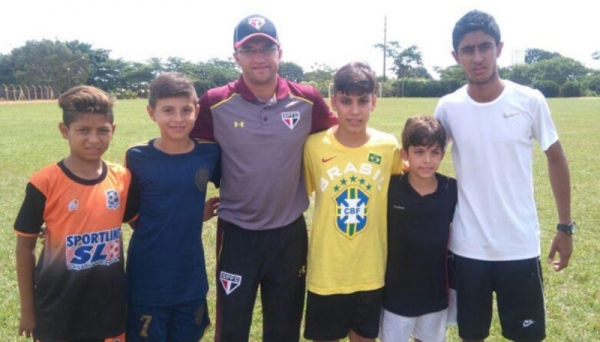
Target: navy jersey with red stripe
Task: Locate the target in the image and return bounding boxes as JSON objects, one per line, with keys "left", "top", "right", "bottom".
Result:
{"left": 125, "top": 138, "right": 220, "bottom": 306}
{"left": 13, "top": 160, "right": 133, "bottom": 341}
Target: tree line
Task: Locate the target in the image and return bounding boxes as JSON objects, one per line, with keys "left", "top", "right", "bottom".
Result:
{"left": 1, "top": 39, "right": 599, "bottom": 100}
{"left": 370, "top": 43, "right": 600, "bottom": 98}
{"left": 0, "top": 40, "right": 241, "bottom": 100}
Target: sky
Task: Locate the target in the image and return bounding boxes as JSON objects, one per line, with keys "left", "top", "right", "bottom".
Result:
{"left": 1, "top": 0, "right": 599, "bottom": 78}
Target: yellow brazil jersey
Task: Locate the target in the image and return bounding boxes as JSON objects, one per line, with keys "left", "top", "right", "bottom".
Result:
{"left": 303, "top": 127, "right": 402, "bottom": 295}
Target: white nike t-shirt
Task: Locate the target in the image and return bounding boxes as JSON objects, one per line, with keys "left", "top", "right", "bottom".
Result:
{"left": 435, "top": 80, "right": 558, "bottom": 261}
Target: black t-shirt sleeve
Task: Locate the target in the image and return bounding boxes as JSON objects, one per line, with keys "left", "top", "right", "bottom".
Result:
{"left": 123, "top": 172, "right": 139, "bottom": 222}
{"left": 14, "top": 182, "right": 46, "bottom": 234}
{"left": 211, "top": 154, "right": 222, "bottom": 189}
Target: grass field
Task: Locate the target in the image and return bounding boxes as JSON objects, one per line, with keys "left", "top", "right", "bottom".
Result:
{"left": 0, "top": 97, "right": 599, "bottom": 341}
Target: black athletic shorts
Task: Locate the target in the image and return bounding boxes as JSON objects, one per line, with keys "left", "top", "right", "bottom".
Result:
{"left": 304, "top": 288, "right": 383, "bottom": 340}
{"left": 452, "top": 254, "right": 546, "bottom": 342}
{"left": 214, "top": 216, "right": 307, "bottom": 342}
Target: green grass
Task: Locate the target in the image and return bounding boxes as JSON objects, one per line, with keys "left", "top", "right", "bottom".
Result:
{"left": 1, "top": 98, "right": 598, "bottom": 341}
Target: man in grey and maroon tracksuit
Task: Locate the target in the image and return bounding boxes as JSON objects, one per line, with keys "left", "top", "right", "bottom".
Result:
{"left": 190, "top": 14, "right": 337, "bottom": 342}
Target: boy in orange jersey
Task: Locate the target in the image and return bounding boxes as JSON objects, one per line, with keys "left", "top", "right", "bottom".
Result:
{"left": 14, "top": 86, "right": 136, "bottom": 342}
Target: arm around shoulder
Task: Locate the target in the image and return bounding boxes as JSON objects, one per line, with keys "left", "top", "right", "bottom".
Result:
{"left": 310, "top": 87, "right": 338, "bottom": 133}
{"left": 123, "top": 170, "right": 139, "bottom": 225}
{"left": 190, "top": 92, "right": 215, "bottom": 140}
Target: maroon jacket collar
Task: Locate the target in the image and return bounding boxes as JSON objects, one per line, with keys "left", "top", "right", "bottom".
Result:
{"left": 236, "top": 75, "right": 291, "bottom": 102}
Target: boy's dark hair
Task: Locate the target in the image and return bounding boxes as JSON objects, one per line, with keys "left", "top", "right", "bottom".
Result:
{"left": 333, "top": 62, "right": 378, "bottom": 96}
{"left": 401, "top": 116, "right": 446, "bottom": 151}
{"left": 58, "top": 86, "right": 115, "bottom": 126}
{"left": 452, "top": 10, "right": 501, "bottom": 52}
{"left": 148, "top": 72, "right": 198, "bottom": 108}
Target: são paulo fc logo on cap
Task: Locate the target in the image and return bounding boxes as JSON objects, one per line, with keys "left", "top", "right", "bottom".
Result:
{"left": 220, "top": 271, "right": 242, "bottom": 295}
{"left": 248, "top": 17, "right": 266, "bottom": 30}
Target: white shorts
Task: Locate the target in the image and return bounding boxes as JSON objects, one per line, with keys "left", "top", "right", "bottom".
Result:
{"left": 380, "top": 308, "right": 448, "bottom": 342}
{"left": 447, "top": 289, "right": 458, "bottom": 326}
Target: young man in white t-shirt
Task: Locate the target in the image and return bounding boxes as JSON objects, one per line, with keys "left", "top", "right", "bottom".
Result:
{"left": 434, "top": 9, "right": 574, "bottom": 342}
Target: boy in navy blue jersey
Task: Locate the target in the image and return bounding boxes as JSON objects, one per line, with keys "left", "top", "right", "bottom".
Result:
{"left": 125, "top": 72, "right": 220, "bottom": 341}
{"left": 381, "top": 116, "right": 457, "bottom": 342}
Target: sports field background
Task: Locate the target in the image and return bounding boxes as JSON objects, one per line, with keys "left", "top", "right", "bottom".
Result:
{"left": 1, "top": 98, "right": 598, "bottom": 341}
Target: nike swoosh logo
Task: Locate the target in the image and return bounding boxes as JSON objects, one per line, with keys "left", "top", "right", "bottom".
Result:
{"left": 393, "top": 205, "right": 405, "bottom": 210}
{"left": 522, "top": 320, "right": 535, "bottom": 327}
{"left": 321, "top": 156, "right": 337, "bottom": 162}
{"left": 503, "top": 112, "right": 519, "bottom": 118}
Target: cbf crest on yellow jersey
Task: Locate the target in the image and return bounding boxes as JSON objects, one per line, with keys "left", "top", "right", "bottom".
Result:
{"left": 336, "top": 185, "right": 370, "bottom": 238}
{"left": 304, "top": 128, "right": 402, "bottom": 295}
